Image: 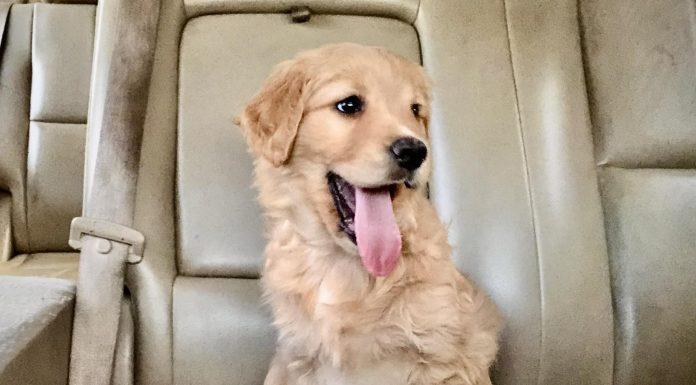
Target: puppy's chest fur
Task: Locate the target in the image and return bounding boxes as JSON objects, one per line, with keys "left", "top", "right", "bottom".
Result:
{"left": 260, "top": 193, "right": 499, "bottom": 384}
{"left": 262, "top": 220, "right": 488, "bottom": 376}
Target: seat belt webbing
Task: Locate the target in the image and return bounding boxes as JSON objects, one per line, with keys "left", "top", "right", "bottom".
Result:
{"left": 68, "top": 1, "right": 160, "bottom": 384}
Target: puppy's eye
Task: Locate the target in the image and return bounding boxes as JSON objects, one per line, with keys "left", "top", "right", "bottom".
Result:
{"left": 411, "top": 103, "right": 421, "bottom": 117}
{"left": 336, "top": 95, "right": 363, "bottom": 115}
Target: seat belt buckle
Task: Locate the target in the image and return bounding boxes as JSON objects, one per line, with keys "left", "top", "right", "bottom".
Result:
{"left": 69, "top": 217, "right": 145, "bottom": 264}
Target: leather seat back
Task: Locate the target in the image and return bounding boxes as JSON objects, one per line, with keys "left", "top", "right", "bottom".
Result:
{"left": 581, "top": 0, "right": 696, "bottom": 382}
{"left": 82, "top": 0, "right": 695, "bottom": 384}
{"left": 0, "top": 2, "right": 95, "bottom": 256}
{"left": 0, "top": 3, "right": 95, "bottom": 384}
{"left": 118, "top": 1, "right": 615, "bottom": 384}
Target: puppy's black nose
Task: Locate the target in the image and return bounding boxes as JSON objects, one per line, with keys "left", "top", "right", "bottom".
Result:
{"left": 389, "top": 137, "right": 427, "bottom": 171}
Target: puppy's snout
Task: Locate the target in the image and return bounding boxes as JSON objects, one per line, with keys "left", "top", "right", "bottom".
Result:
{"left": 390, "top": 137, "right": 427, "bottom": 171}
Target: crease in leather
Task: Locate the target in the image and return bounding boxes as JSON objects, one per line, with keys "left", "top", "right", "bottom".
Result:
{"left": 597, "top": 163, "right": 696, "bottom": 171}
{"left": 411, "top": 0, "right": 423, "bottom": 64}
{"left": 45, "top": 1, "right": 98, "bottom": 4}
{"left": 21, "top": 4, "right": 32, "bottom": 255}
{"left": 595, "top": 165, "right": 622, "bottom": 384}
{"left": 501, "top": 1, "right": 544, "bottom": 383}
{"left": 30, "top": 119, "right": 88, "bottom": 125}
{"left": 575, "top": 0, "right": 602, "bottom": 167}
{"left": 411, "top": 0, "right": 421, "bottom": 24}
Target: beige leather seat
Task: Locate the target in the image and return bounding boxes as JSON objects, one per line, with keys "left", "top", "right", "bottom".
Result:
{"left": 580, "top": 1, "right": 696, "bottom": 382}
{"left": 101, "top": 1, "right": 695, "bottom": 384}
{"left": 2, "top": 0, "right": 693, "bottom": 384}
{"left": 0, "top": 2, "right": 97, "bottom": 384}
{"left": 0, "top": 1, "right": 96, "bottom": 281}
{"left": 81, "top": 0, "right": 686, "bottom": 383}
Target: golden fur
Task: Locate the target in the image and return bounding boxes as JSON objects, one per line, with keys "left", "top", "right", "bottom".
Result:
{"left": 238, "top": 43, "right": 501, "bottom": 385}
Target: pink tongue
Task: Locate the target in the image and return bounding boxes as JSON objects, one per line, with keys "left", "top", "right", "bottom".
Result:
{"left": 354, "top": 187, "right": 402, "bottom": 277}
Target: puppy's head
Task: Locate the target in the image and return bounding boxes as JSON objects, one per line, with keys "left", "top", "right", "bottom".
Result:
{"left": 239, "top": 43, "right": 431, "bottom": 277}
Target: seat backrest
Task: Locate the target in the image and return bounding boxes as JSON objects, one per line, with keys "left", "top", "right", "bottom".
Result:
{"left": 108, "top": 1, "right": 613, "bottom": 384}
{"left": 82, "top": 0, "right": 693, "bottom": 384}
{"left": 580, "top": 0, "right": 696, "bottom": 383}
{"left": 0, "top": 2, "right": 95, "bottom": 256}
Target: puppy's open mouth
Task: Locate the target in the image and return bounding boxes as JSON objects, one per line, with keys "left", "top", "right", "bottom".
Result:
{"left": 327, "top": 172, "right": 358, "bottom": 243}
{"left": 327, "top": 172, "right": 402, "bottom": 277}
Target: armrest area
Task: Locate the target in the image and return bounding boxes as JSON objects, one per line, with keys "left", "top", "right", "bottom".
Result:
{"left": 0, "top": 276, "right": 75, "bottom": 385}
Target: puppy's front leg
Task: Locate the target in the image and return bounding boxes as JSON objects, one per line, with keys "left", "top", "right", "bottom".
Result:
{"left": 264, "top": 349, "right": 320, "bottom": 385}
{"left": 409, "top": 362, "right": 494, "bottom": 385}
{"left": 264, "top": 352, "right": 289, "bottom": 385}
{"left": 438, "top": 374, "right": 493, "bottom": 385}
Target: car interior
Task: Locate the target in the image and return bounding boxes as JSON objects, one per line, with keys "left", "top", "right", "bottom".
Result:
{"left": 0, "top": 0, "right": 694, "bottom": 384}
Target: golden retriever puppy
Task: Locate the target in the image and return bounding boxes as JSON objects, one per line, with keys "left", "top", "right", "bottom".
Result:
{"left": 238, "top": 43, "right": 500, "bottom": 385}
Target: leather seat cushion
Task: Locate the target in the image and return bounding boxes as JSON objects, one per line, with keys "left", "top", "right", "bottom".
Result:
{"left": 0, "top": 276, "right": 74, "bottom": 385}
{"left": 172, "top": 277, "right": 275, "bottom": 385}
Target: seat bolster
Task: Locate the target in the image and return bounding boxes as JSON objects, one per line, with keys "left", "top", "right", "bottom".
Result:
{"left": 0, "top": 4, "right": 32, "bottom": 253}
{"left": 416, "top": 0, "right": 543, "bottom": 382}
{"left": 504, "top": 0, "right": 614, "bottom": 383}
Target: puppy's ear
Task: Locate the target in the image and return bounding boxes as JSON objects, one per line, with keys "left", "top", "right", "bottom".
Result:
{"left": 239, "top": 60, "right": 307, "bottom": 166}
